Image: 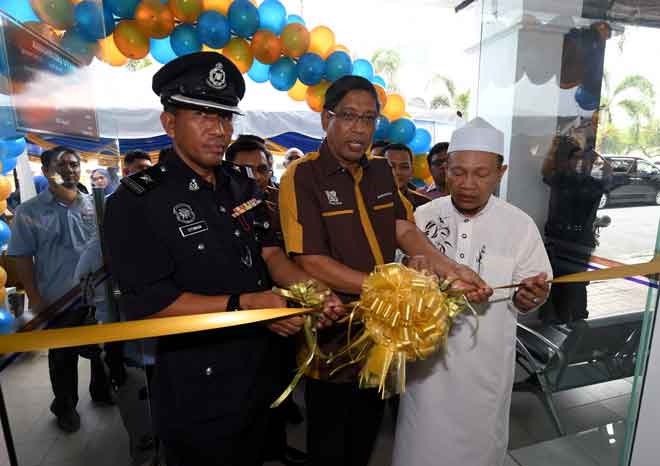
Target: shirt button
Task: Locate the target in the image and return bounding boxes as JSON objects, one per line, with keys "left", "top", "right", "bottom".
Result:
{"left": 205, "top": 367, "right": 213, "bottom": 376}
{"left": 160, "top": 166, "right": 167, "bottom": 172}
{"left": 461, "top": 234, "right": 467, "bottom": 239}
{"left": 197, "top": 243, "right": 205, "bottom": 251}
{"left": 234, "top": 229, "right": 241, "bottom": 237}
{"left": 219, "top": 206, "right": 226, "bottom": 213}
{"left": 464, "top": 219, "right": 470, "bottom": 223}
{"left": 257, "top": 280, "right": 263, "bottom": 286}
{"left": 459, "top": 253, "right": 465, "bottom": 258}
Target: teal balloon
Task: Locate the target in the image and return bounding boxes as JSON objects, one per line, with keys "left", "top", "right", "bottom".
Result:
{"left": 75, "top": 1, "right": 115, "bottom": 41}
{"left": 106, "top": 0, "right": 140, "bottom": 19}
{"left": 0, "top": 1, "right": 39, "bottom": 22}
{"left": 258, "top": 0, "right": 286, "bottom": 34}
{"left": 286, "top": 14, "right": 305, "bottom": 25}
{"left": 170, "top": 24, "right": 201, "bottom": 57}
{"left": 352, "top": 59, "right": 374, "bottom": 82}
{"left": 388, "top": 119, "right": 416, "bottom": 145}
{"left": 325, "top": 51, "right": 352, "bottom": 82}
{"left": 150, "top": 37, "right": 177, "bottom": 64}
{"left": 575, "top": 86, "right": 599, "bottom": 111}
{"left": 197, "top": 10, "right": 230, "bottom": 49}
{"left": 60, "top": 29, "right": 98, "bottom": 65}
{"left": 409, "top": 127, "right": 432, "bottom": 154}
{"left": 373, "top": 75, "right": 386, "bottom": 88}
{"left": 269, "top": 57, "right": 296, "bottom": 91}
{"left": 373, "top": 115, "right": 390, "bottom": 141}
{"left": 297, "top": 53, "right": 325, "bottom": 86}
{"left": 228, "top": 0, "right": 260, "bottom": 39}
{"left": 0, "top": 137, "right": 26, "bottom": 159}
{"left": 1, "top": 156, "right": 17, "bottom": 174}
{"left": 0, "top": 307, "right": 15, "bottom": 335}
{"left": 248, "top": 59, "right": 270, "bottom": 83}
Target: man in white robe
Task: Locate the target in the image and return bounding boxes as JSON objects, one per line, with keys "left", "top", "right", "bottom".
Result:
{"left": 392, "top": 117, "right": 553, "bottom": 466}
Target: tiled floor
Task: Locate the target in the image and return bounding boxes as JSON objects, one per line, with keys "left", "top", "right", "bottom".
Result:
{"left": 0, "top": 350, "right": 634, "bottom": 466}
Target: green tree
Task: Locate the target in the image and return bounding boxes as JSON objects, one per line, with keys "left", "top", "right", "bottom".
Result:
{"left": 426, "top": 74, "right": 470, "bottom": 119}
{"left": 371, "top": 49, "right": 400, "bottom": 93}
{"left": 125, "top": 57, "right": 153, "bottom": 72}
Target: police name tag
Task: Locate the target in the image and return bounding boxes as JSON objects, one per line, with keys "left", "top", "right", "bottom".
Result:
{"left": 179, "top": 220, "right": 208, "bottom": 238}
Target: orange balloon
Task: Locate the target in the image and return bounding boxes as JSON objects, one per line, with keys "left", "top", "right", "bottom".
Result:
{"left": 202, "top": 0, "right": 232, "bottom": 15}
{"left": 251, "top": 30, "right": 282, "bottom": 65}
{"left": 168, "top": 0, "right": 203, "bottom": 23}
{"left": 113, "top": 20, "right": 150, "bottom": 60}
{"left": 280, "top": 23, "right": 310, "bottom": 59}
{"left": 331, "top": 44, "right": 350, "bottom": 55}
{"left": 0, "top": 177, "right": 12, "bottom": 202}
{"left": 308, "top": 25, "right": 335, "bottom": 59}
{"left": 136, "top": 0, "right": 175, "bottom": 39}
{"left": 0, "top": 200, "right": 6, "bottom": 213}
{"left": 0, "top": 266, "right": 6, "bottom": 289}
{"left": 374, "top": 84, "right": 388, "bottom": 110}
{"left": 413, "top": 155, "right": 431, "bottom": 180}
{"left": 382, "top": 93, "right": 405, "bottom": 121}
{"left": 96, "top": 34, "right": 129, "bottom": 67}
{"left": 223, "top": 37, "right": 253, "bottom": 74}
{"left": 288, "top": 80, "right": 308, "bottom": 102}
{"left": 306, "top": 81, "right": 331, "bottom": 112}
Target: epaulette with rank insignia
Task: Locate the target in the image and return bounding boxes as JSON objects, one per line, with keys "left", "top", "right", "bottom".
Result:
{"left": 120, "top": 164, "right": 166, "bottom": 196}
{"left": 220, "top": 161, "right": 255, "bottom": 180}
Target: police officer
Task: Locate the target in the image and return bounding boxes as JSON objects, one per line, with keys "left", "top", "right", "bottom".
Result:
{"left": 104, "top": 52, "right": 342, "bottom": 466}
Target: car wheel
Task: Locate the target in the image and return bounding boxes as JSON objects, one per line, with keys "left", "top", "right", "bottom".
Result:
{"left": 655, "top": 190, "right": 660, "bottom": 206}
{"left": 598, "top": 193, "right": 608, "bottom": 209}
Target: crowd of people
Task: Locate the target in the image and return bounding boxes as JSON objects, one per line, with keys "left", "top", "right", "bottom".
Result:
{"left": 4, "top": 50, "right": 608, "bottom": 466}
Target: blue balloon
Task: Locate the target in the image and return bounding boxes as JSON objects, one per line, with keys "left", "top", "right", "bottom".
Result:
{"left": 388, "top": 119, "right": 416, "bottom": 145}
{"left": 0, "top": 220, "right": 10, "bottom": 248}
{"left": 0, "top": 308, "right": 15, "bottom": 335}
{"left": 1, "top": 156, "right": 17, "bottom": 175}
{"left": 0, "top": 1, "right": 40, "bottom": 22}
{"left": 150, "top": 37, "right": 177, "bottom": 64}
{"left": 297, "top": 53, "right": 325, "bottom": 86}
{"left": 325, "top": 51, "right": 352, "bottom": 82}
{"left": 258, "top": 0, "right": 286, "bottom": 34}
{"left": 409, "top": 127, "right": 432, "bottom": 154}
{"left": 75, "top": 1, "right": 115, "bottom": 41}
{"left": 373, "top": 75, "right": 387, "bottom": 88}
{"left": 373, "top": 115, "right": 390, "bottom": 141}
{"left": 170, "top": 24, "right": 201, "bottom": 57}
{"left": 352, "top": 59, "right": 374, "bottom": 82}
{"left": 0, "top": 107, "right": 19, "bottom": 140}
{"left": 286, "top": 14, "right": 305, "bottom": 25}
{"left": 575, "top": 86, "right": 599, "bottom": 111}
{"left": 0, "top": 137, "right": 26, "bottom": 160}
{"left": 197, "top": 10, "right": 231, "bottom": 49}
{"left": 228, "top": 0, "right": 260, "bottom": 39}
{"left": 269, "top": 57, "right": 297, "bottom": 91}
{"left": 105, "top": 0, "right": 140, "bottom": 19}
{"left": 248, "top": 59, "right": 270, "bottom": 83}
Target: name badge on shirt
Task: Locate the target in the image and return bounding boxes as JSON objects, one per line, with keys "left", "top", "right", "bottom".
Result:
{"left": 179, "top": 220, "right": 208, "bottom": 238}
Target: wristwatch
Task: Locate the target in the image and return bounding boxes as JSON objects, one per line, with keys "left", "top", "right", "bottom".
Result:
{"left": 227, "top": 294, "right": 242, "bottom": 312}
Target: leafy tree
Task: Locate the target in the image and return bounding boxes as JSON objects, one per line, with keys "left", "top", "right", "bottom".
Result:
{"left": 371, "top": 49, "right": 400, "bottom": 93}
{"left": 426, "top": 74, "right": 470, "bottom": 119}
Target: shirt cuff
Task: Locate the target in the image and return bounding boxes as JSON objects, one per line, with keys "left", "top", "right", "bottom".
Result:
{"left": 119, "top": 279, "right": 182, "bottom": 320}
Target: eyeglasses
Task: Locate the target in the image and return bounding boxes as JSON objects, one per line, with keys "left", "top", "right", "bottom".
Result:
{"left": 240, "top": 164, "right": 271, "bottom": 175}
{"left": 430, "top": 160, "right": 447, "bottom": 167}
{"left": 328, "top": 110, "right": 378, "bottom": 126}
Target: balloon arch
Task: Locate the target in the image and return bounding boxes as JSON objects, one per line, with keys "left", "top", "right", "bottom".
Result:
{"left": 0, "top": 0, "right": 435, "bottom": 176}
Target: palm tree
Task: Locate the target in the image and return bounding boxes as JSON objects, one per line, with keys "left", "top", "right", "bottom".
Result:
{"left": 598, "top": 72, "right": 655, "bottom": 150}
{"left": 426, "top": 74, "right": 470, "bottom": 119}
{"left": 371, "top": 49, "right": 400, "bottom": 93}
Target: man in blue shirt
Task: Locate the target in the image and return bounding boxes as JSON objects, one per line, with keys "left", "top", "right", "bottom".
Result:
{"left": 8, "top": 146, "right": 111, "bottom": 433}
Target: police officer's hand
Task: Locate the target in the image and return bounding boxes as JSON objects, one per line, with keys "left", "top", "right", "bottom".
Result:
{"left": 240, "top": 291, "right": 303, "bottom": 337}
{"left": 317, "top": 293, "right": 345, "bottom": 329}
{"left": 444, "top": 263, "right": 493, "bottom": 304}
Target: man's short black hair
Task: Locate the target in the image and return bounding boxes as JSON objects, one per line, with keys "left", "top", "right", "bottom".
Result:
{"left": 41, "top": 145, "right": 79, "bottom": 168}
{"left": 226, "top": 134, "right": 272, "bottom": 164}
{"left": 383, "top": 143, "right": 413, "bottom": 163}
{"left": 427, "top": 142, "right": 449, "bottom": 167}
{"left": 123, "top": 149, "right": 151, "bottom": 165}
{"left": 323, "top": 75, "right": 380, "bottom": 114}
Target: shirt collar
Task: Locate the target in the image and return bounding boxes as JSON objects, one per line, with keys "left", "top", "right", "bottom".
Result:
{"left": 450, "top": 194, "right": 495, "bottom": 220}
{"left": 319, "top": 139, "right": 370, "bottom": 176}
{"left": 161, "top": 147, "right": 226, "bottom": 191}
{"left": 39, "top": 186, "right": 85, "bottom": 205}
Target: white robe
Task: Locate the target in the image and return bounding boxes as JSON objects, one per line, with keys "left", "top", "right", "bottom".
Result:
{"left": 392, "top": 195, "right": 552, "bottom": 466}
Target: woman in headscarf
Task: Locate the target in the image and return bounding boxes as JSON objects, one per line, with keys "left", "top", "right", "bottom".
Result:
{"left": 91, "top": 168, "right": 118, "bottom": 195}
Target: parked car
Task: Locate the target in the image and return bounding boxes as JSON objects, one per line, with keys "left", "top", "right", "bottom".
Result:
{"left": 598, "top": 156, "right": 660, "bottom": 208}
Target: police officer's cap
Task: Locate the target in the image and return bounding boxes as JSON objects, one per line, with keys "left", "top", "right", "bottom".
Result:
{"left": 152, "top": 52, "right": 246, "bottom": 115}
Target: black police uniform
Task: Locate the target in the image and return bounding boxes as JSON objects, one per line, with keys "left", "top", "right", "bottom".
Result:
{"left": 104, "top": 52, "right": 283, "bottom": 466}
